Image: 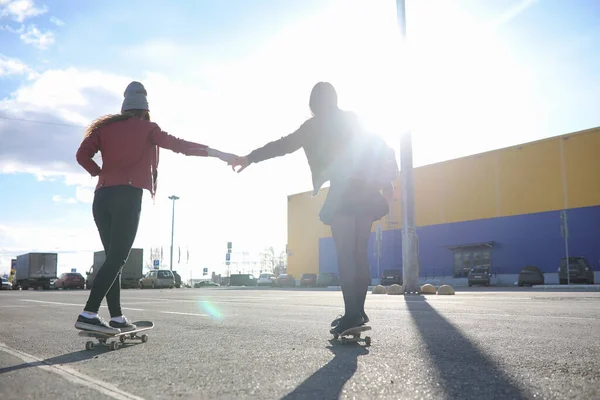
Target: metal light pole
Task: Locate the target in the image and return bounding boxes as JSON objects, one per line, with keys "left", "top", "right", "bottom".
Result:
{"left": 396, "top": 0, "right": 420, "bottom": 293}
{"left": 168, "top": 195, "right": 180, "bottom": 271}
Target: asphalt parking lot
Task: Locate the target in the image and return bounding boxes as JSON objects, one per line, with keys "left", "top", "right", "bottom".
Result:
{"left": 0, "top": 287, "right": 599, "bottom": 400}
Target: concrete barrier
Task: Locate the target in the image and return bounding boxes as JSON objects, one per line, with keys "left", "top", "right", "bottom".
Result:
{"left": 420, "top": 284, "right": 436, "bottom": 294}
{"left": 372, "top": 285, "right": 387, "bottom": 294}
{"left": 387, "top": 284, "right": 403, "bottom": 295}
{"left": 437, "top": 285, "right": 455, "bottom": 295}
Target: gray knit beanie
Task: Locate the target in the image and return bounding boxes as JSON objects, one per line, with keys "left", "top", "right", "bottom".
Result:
{"left": 121, "top": 81, "right": 149, "bottom": 113}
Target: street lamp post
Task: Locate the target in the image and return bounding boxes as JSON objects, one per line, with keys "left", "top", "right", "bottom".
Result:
{"left": 396, "top": 0, "right": 420, "bottom": 293}
{"left": 168, "top": 195, "right": 180, "bottom": 271}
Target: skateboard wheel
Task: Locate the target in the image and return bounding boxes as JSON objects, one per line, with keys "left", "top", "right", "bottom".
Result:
{"left": 110, "top": 341, "right": 119, "bottom": 351}
{"left": 119, "top": 336, "right": 126, "bottom": 343}
{"left": 341, "top": 337, "right": 347, "bottom": 345}
{"left": 365, "top": 336, "right": 371, "bottom": 346}
{"left": 85, "top": 341, "right": 94, "bottom": 350}
{"left": 141, "top": 334, "right": 148, "bottom": 343}
{"left": 333, "top": 333, "right": 339, "bottom": 339}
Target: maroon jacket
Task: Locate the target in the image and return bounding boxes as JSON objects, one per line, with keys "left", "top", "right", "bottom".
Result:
{"left": 76, "top": 118, "right": 208, "bottom": 197}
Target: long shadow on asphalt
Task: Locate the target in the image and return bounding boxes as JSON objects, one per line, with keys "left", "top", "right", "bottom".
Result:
{"left": 0, "top": 344, "right": 138, "bottom": 374}
{"left": 405, "top": 295, "right": 530, "bottom": 400}
{"left": 280, "top": 339, "right": 369, "bottom": 400}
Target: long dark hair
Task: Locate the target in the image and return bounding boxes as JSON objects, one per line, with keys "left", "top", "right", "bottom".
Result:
{"left": 83, "top": 109, "right": 150, "bottom": 139}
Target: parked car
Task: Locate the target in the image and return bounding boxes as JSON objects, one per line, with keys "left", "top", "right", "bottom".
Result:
{"left": 257, "top": 273, "right": 276, "bottom": 286}
{"left": 300, "top": 273, "right": 317, "bottom": 287}
{"left": 0, "top": 277, "right": 12, "bottom": 290}
{"left": 518, "top": 266, "right": 544, "bottom": 286}
{"left": 229, "top": 274, "right": 257, "bottom": 286}
{"left": 275, "top": 274, "right": 296, "bottom": 287}
{"left": 559, "top": 257, "right": 594, "bottom": 284}
{"left": 316, "top": 272, "right": 340, "bottom": 287}
{"left": 139, "top": 269, "right": 175, "bottom": 289}
{"left": 380, "top": 268, "right": 402, "bottom": 286}
{"left": 54, "top": 272, "right": 85, "bottom": 289}
{"left": 194, "top": 280, "right": 220, "bottom": 288}
{"left": 172, "top": 271, "right": 182, "bottom": 288}
{"left": 467, "top": 267, "right": 491, "bottom": 287}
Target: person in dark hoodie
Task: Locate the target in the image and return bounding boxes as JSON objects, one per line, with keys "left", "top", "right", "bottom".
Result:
{"left": 232, "top": 82, "right": 397, "bottom": 334}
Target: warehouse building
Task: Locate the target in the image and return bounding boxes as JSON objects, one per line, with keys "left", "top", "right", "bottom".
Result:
{"left": 286, "top": 126, "right": 600, "bottom": 286}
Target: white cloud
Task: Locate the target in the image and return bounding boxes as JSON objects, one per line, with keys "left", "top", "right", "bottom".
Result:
{"left": 19, "top": 24, "right": 54, "bottom": 49}
{"left": 49, "top": 16, "right": 63, "bottom": 26}
{"left": 1, "top": 22, "right": 55, "bottom": 49}
{"left": 0, "top": 222, "right": 101, "bottom": 275}
{"left": 52, "top": 194, "right": 77, "bottom": 204}
{"left": 0, "top": 0, "right": 47, "bottom": 23}
{"left": 0, "top": 54, "right": 32, "bottom": 76}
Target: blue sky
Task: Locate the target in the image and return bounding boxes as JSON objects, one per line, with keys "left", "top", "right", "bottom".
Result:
{"left": 1, "top": 0, "right": 599, "bottom": 277}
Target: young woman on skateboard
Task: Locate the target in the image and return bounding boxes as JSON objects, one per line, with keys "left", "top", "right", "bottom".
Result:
{"left": 75, "top": 81, "right": 237, "bottom": 334}
{"left": 231, "top": 82, "right": 397, "bottom": 335}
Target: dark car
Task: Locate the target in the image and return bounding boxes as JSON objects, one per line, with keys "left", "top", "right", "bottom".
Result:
{"left": 559, "top": 257, "right": 595, "bottom": 284}
{"left": 300, "top": 273, "right": 317, "bottom": 287}
{"left": 172, "top": 271, "right": 182, "bottom": 288}
{"left": 518, "top": 266, "right": 544, "bottom": 286}
{"left": 194, "top": 280, "right": 220, "bottom": 288}
{"left": 275, "top": 274, "right": 296, "bottom": 287}
{"left": 228, "top": 274, "right": 257, "bottom": 286}
{"left": 380, "top": 268, "right": 402, "bottom": 286}
{"left": 316, "top": 272, "right": 340, "bottom": 287}
{"left": 467, "top": 267, "right": 491, "bottom": 287}
{"left": 54, "top": 272, "right": 86, "bottom": 289}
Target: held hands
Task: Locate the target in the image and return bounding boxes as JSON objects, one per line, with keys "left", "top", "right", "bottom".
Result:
{"left": 208, "top": 148, "right": 250, "bottom": 173}
{"left": 228, "top": 155, "right": 250, "bottom": 173}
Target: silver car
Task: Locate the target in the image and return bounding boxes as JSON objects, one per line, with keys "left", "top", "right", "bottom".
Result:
{"left": 1, "top": 277, "right": 13, "bottom": 290}
{"left": 139, "top": 269, "right": 175, "bottom": 289}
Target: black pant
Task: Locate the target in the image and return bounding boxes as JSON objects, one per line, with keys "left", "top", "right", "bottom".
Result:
{"left": 84, "top": 185, "right": 142, "bottom": 317}
{"left": 330, "top": 214, "right": 374, "bottom": 318}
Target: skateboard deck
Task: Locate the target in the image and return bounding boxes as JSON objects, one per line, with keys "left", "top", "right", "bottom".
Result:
{"left": 332, "top": 325, "right": 372, "bottom": 346}
{"left": 78, "top": 320, "right": 154, "bottom": 351}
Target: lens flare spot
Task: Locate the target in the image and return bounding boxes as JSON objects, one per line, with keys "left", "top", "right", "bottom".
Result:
{"left": 198, "top": 299, "right": 223, "bottom": 320}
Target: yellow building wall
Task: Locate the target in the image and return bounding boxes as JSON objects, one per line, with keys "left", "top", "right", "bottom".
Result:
{"left": 495, "top": 138, "right": 564, "bottom": 216}
{"left": 286, "top": 189, "right": 329, "bottom": 278}
{"left": 563, "top": 128, "right": 600, "bottom": 209}
{"left": 286, "top": 127, "right": 600, "bottom": 278}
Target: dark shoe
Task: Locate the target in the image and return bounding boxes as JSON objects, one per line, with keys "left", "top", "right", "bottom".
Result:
{"left": 109, "top": 316, "right": 137, "bottom": 332}
{"left": 75, "top": 315, "right": 121, "bottom": 334}
{"left": 330, "top": 314, "right": 365, "bottom": 335}
{"left": 331, "top": 312, "right": 369, "bottom": 327}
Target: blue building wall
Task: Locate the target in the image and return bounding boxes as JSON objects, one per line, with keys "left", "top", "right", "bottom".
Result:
{"left": 318, "top": 205, "right": 600, "bottom": 278}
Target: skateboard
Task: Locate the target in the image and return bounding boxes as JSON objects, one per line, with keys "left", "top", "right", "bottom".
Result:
{"left": 332, "top": 325, "right": 372, "bottom": 346}
{"left": 78, "top": 321, "right": 154, "bottom": 351}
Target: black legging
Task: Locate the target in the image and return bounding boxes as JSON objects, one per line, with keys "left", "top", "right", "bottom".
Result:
{"left": 330, "top": 214, "right": 374, "bottom": 318}
{"left": 84, "top": 185, "right": 142, "bottom": 317}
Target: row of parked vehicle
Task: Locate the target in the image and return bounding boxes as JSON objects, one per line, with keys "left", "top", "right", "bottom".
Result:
{"left": 467, "top": 256, "right": 595, "bottom": 287}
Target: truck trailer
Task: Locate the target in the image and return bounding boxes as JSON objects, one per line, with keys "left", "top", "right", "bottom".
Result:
{"left": 86, "top": 248, "right": 144, "bottom": 289}
{"left": 14, "top": 252, "right": 58, "bottom": 290}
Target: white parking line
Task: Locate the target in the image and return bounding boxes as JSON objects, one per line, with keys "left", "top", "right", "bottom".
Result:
{"left": 160, "top": 311, "right": 209, "bottom": 317}
{"left": 19, "top": 299, "right": 209, "bottom": 318}
{"left": 20, "top": 299, "right": 144, "bottom": 311}
{"left": 0, "top": 342, "right": 144, "bottom": 400}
